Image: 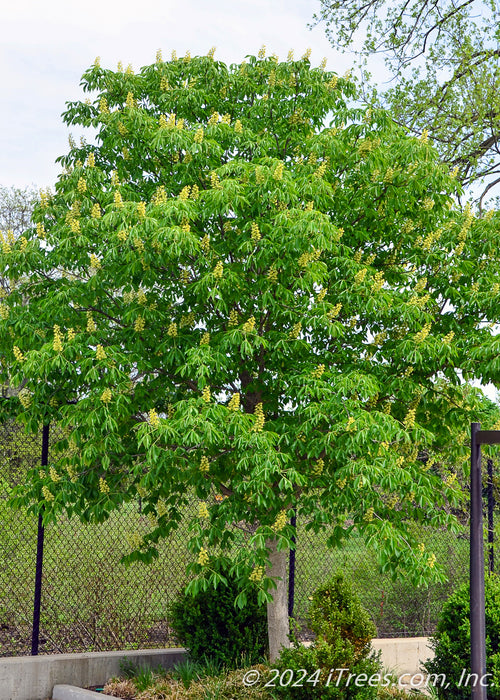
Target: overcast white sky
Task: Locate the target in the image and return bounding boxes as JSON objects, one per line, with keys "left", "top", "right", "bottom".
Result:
{"left": 0, "top": 0, "right": 355, "bottom": 191}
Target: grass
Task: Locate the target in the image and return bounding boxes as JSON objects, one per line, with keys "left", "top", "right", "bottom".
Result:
{"left": 103, "top": 659, "right": 424, "bottom": 700}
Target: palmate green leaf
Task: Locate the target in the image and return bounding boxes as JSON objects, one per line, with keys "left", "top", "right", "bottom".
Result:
{"left": 2, "top": 49, "right": 500, "bottom": 596}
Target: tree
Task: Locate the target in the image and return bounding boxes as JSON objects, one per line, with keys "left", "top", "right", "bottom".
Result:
{"left": 312, "top": 0, "right": 500, "bottom": 206}
{"left": 3, "top": 49, "right": 500, "bottom": 660}
{"left": 0, "top": 185, "right": 38, "bottom": 397}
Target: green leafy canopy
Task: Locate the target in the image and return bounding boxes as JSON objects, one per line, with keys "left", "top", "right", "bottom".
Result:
{"left": 2, "top": 48, "right": 500, "bottom": 598}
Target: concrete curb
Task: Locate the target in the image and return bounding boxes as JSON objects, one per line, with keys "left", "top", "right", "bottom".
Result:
{"left": 0, "top": 648, "right": 186, "bottom": 700}
{"left": 52, "top": 686, "right": 112, "bottom": 700}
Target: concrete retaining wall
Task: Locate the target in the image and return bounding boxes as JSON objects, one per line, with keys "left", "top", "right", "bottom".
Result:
{"left": 0, "top": 640, "right": 434, "bottom": 700}
{"left": 0, "top": 648, "right": 185, "bottom": 700}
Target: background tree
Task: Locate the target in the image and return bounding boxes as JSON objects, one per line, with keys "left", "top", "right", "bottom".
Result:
{"left": 312, "top": 0, "right": 500, "bottom": 206}
{"left": 3, "top": 50, "right": 500, "bottom": 660}
{"left": 0, "top": 185, "right": 38, "bottom": 237}
{"left": 0, "top": 185, "right": 38, "bottom": 397}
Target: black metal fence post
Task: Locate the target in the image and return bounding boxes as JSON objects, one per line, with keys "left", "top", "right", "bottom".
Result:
{"left": 487, "top": 458, "right": 494, "bottom": 573}
{"left": 288, "top": 510, "right": 297, "bottom": 620}
{"left": 470, "top": 422, "right": 487, "bottom": 700}
{"left": 31, "top": 423, "right": 49, "bottom": 655}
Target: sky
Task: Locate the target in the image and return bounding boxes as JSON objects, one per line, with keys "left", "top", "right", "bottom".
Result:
{"left": 0, "top": 0, "right": 354, "bottom": 191}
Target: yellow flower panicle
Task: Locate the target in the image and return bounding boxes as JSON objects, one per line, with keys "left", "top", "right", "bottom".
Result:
{"left": 200, "top": 234, "right": 210, "bottom": 254}
{"left": 137, "top": 201, "right": 146, "bottom": 219}
{"left": 364, "top": 507, "right": 374, "bottom": 522}
{"left": 251, "top": 222, "right": 261, "bottom": 242}
{"left": 91, "top": 203, "right": 101, "bottom": 219}
{"left": 179, "top": 185, "right": 190, "bottom": 201}
{"left": 198, "top": 502, "right": 209, "bottom": 519}
{"left": 249, "top": 565, "right": 265, "bottom": 583}
{"left": 100, "top": 388, "right": 112, "bottom": 404}
{"left": 114, "top": 191, "right": 123, "bottom": 208}
{"left": 228, "top": 393, "right": 240, "bottom": 411}
{"left": 87, "top": 312, "right": 96, "bottom": 333}
{"left": 148, "top": 408, "right": 160, "bottom": 428}
{"left": 197, "top": 547, "right": 209, "bottom": 566}
{"left": 253, "top": 402, "right": 265, "bottom": 432}
{"left": 273, "top": 162, "right": 284, "bottom": 181}
{"left": 289, "top": 322, "right": 301, "bottom": 339}
{"left": 53, "top": 325, "right": 63, "bottom": 352}
{"left": 134, "top": 316, "right": 145, "bottom": 332}
{"left": 346, "top": 416, "right": 356, "bottom": 432}
{"left": 354, "top": 268, "right": 367, "bottom": 284}
{"left": 167, "top": 322, "right": 178, "bottom": 337}
{"left": 243, "top": 316, "right": 256, "bottom": 333}
{"left": 210, "top": 171, "right": 221, "bottom": 189}
{"left": 18, "top": 388, "right": 32, "bottom": 408}
{"left": 200, "top": 331, "right": 210, "bottom": 345}
{"left": 202, "top": 386, "right": 211, "bottom": 403}
{"left": 415, "top": 322, "right": 432, "bottom": 343}
{"left": 442, "top": 330, "right": 454, "bottom": 344}
{"left": 328, "top": 303, "right": 342, "bottom": 320}
{"left": 126, "top": 533, "right": 144, "bottom": 551}
{"left": 228, "top": 309, "right": 239, "bottom": 327}
{"left": 200, "top": 455, "right": 210, "bottom": 472}
{"left": 194, "top": 127, "right": 204, "bottom": 143}
{"left": 312, "top": 458, "right": 324, "bottom": 476}
{"left": 36, "top": 222, "right": 46, "bottom": 239}
{"left": 77, "top": 178, "right": 87, "bottom": 193}
{"left": 95, "top": 344, "right": 107, "bottom": 360}
{"left": 213, "top": 261, "right": 223, "bottom": 279}
{"left": 267, "top": 266, "right": 278, "bottom": 283}
{"left": 271, "top": 509, "right": 287, "bottom": 532}
{"left": 371, "top": 271, "right": 384, "bottom": 293}
{"left": 99, "top": 97, "right": 109, "bottom": 114}
{"left": 49, "top": 466, "right": 60, "bottom": 482}
{"left": 89, "top": 253, "right": 101, "bottom": 270}
{"left": 404, "top": 408, "right": 416, "bottom": 430}
{"left": 13, "top": 346, "right": 24, "bottom": 362}
{"left": 311, "top": 364, "right": 325, "bottom": 379}
{"left": 42, "top": 485, "right": 55, "bottom": 502}
{"left": 99, "top": 477, "right": 110, "bottom": 494}
{"left": 427, "top": 553, "right": 436, "bottom": 568}
{"left": 234, "top": 119, "right": 243, "bottom": 134}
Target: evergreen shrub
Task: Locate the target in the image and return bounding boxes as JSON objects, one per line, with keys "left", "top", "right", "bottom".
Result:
{"left": 169, "top": 563, "right": 268, "bottom": 668}
{"left": 424, "top": 572, "right": 500, "bottom": 699}
{"left": 273, "top": 572, "right": 381, "bottom": 699}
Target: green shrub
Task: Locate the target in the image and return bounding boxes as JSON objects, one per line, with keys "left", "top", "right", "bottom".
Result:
{"left": 423, "top": 572, "right": 500, "bottom": 699}
{"left": 168, "top": 564, "right": 268, "bottom": 668}
{"left": 273, "top": 572, "right": 381, "bottom": 699}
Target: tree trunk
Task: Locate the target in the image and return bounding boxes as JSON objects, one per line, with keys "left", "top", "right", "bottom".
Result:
{"left": 266, "top": 538, "right": 290, "bottom": 662}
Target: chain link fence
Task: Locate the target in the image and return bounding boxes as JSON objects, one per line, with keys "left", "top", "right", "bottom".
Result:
{"left": 0, "top": 419, "right": 478, "bottom": 657}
